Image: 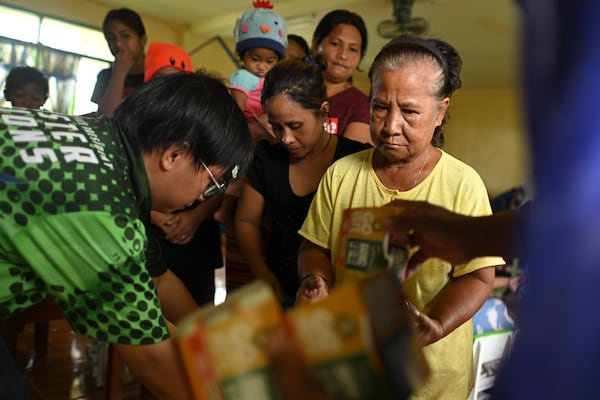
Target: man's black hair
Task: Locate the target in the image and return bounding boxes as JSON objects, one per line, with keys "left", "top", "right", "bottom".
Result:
{"left": 114, "top": 72, "right": 253, "bottom": 176}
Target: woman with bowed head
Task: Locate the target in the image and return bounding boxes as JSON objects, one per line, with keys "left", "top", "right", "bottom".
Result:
{"left": 311, "top": 9, "right": 372, "bottom": 145}
{"left": 297, "top": 36, "right": 504, "bottom": 399}
{"left": 235, "top": 58, "right": 370, "bottom": 308}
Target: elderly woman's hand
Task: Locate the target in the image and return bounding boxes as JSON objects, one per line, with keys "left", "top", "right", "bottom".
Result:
{"left": 295, "top": 274, "right": 329, "bottom": 306}
{"left": 409, "top": 304, "right": 445, "bottom": 347}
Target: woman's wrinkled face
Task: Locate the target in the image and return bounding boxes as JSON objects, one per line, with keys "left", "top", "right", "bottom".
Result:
{"left": 104, "top": 19, "right": 146, "bottom": 60}
{"left": 266, "top": 94, "right": 326, "bottom": 159}
{"left": 314, "top": 23, "right": 362, "bottom": 84}
{"left": 370, "top": 62, "right": 448, "bottom": 163}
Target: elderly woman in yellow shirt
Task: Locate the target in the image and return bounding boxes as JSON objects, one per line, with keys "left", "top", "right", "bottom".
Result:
{"left": 296, "top": 36, "right": 504, "bottom": 400}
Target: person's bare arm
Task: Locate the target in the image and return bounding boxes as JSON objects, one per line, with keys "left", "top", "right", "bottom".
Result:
{"left": 97, "top": 50, "right": 136, "bottom": 116}
{"left": 378, "top": 200, "right": 520, "bottom": 269}
{"left": 230, "top": 89, "right": 247, "bottom": 114}
{"left": 214, "top": 179, "right": 244, "bottom": 231}
{"left": 295, "top": 239, "right": 333, "bottom": 305}
{"left": 116, "top": 338, "right": 189, "bottom": 400}
{"left": 125, "top": 254, "right": 203, "bottom": 398}
{"left": 153, "top": 268, "right": 198, "bottom": 324}
{"left": 341, "top": 122, "right": 372, "bottom": 145}
{"left": 412, "top": 266, "right": 495, "bottom": 346}
{"left": 235, "top": 181, "right": 283, "bottom": 299}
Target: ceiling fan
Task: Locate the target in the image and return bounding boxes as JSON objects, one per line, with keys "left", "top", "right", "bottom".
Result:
{"left": 377, "top": 0, "right": 429, "bottom": 38}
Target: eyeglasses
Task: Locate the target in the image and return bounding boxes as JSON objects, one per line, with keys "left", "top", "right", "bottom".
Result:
{"left": 200, "top": 160, "right": 227, "bottom": 199}
{"left": 200, "top": 160, "right": 229, "bottom": 199}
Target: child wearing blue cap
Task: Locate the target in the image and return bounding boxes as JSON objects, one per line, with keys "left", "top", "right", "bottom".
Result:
{"left": 218, "top": 1, "right": 287, "bottom": 298}
{"left": 229, "top": 0, "right": 287, "bottom": 144}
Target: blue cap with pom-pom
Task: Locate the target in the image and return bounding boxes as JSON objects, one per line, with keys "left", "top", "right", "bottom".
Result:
{"left": 234, "top": 0, "right": 288, "bottom": 59}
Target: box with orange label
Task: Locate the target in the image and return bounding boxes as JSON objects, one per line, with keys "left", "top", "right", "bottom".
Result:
{"left": 286, "top": 271, "right": 428, "bottom": 399}
{"left": 175, "top": 280, "right": 285, "bottom": 400}
{"left": 335, "top": 206, "right": 409, "bottom": 283}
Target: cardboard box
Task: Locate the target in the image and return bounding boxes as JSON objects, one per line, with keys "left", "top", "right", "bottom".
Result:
{"left": 336, "top": 207, "right": 409, "bottom": 283}
{"left": 176, "top": 281, "right": 285, "bottom": 399}
{"left": 286, "top": 271, "right": 428, "bottom": 399}
{"left": 175, "top": 214, "right": 426, "bottom": 399}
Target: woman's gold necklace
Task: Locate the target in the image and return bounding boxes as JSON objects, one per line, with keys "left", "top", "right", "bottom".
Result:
{"left": 412, "top": 146, "right": 432, "bottom": 187}
{"left": 377, "top": 147, "right": 433, "bottom": 190}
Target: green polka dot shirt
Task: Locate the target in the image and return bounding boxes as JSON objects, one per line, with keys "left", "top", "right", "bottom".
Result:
{"left": 0, "top": 108, "right": 169, "bottom": 345}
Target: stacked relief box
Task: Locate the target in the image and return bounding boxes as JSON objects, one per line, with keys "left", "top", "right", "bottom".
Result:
{"left": 176, "top": 282, "right": 285, "bottom": 399}
{"left": 286, "top": 270, "right": 428, "bottom": 399}
{"left": 175, "top": 206, "right": 427, "bottom": 399}
{"left": 176, "top": 274, "right": 426, "bottom": 399}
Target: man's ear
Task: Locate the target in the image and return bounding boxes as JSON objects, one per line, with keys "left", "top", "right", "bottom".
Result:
{"left": 159, "top": 144, "right": 186, "bottom": 171}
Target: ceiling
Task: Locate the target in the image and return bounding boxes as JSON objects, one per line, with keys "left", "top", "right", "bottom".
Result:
{"left": 96, "top": 0, "right": 522, "bottom": 90}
